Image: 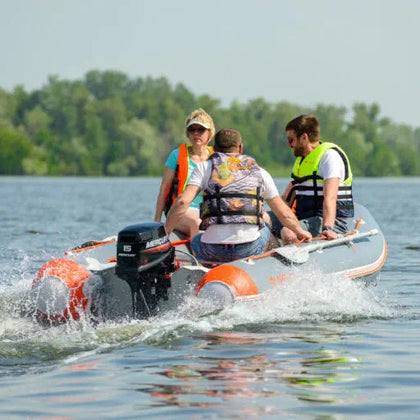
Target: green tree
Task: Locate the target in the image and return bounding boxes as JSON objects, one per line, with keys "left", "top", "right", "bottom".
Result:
{"left": 11, "top": 85, "right": 28, "bottom": 127}
{"left": 39, "top": 76, "right": 78, "bottom": 140}
{"left": 339, "top": 129, "right": 372, "bottom": 176}
{"left": 85, "top": 70, "right": 129, "bottom": 100}
{"left": 0, "top": 88, "right": 14, "bottom": 128}
{"left": 89, "top": 97, "right": 127, "bottom": 172}
{"left": 0, "top": 128, "right": 32, "bottom": 174}
{"left": 313, "top": 104, "right": 347, "bottom": 141}
{"left": 349, "top": 103, "right": 381, "bottom": 143}
{"left": 366, "top": 139, "right": 400, "bottom": 176}
{"left": 394, "top": 143, "right": 418, "bottom": 175}
{"left": 0, "top": 70, "right": 418, "bottom": 177}
{"left": 81, "top": 114, "right": 106, "bottom": 175}
{"left": 266, "top": 101, "right": 308, "bottom": 173}
{"left": 22, "top": 146, "right": 49, "bottom": 175}
{"left": 24, "top": 106, "right": 51, "bottom": 139}
{"left": 173, "top": 83, "right": 196, "bottom": 113}
{"left": 195, "top": 94, "right": 221, "bottom": 118}
{"left": 108, "top": 118, "right": 161, "bottom": 176}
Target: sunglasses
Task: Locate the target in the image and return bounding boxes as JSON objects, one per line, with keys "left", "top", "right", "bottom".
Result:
{"left": 187, "top": 126, "right": 207, "bottom": 134}
{"left": 287, "top": 133, "right": 303, "bottom": 145}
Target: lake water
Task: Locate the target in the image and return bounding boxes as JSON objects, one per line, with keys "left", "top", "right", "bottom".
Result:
{"left": 0, "top": 177, "right": 419, "bottom": 419}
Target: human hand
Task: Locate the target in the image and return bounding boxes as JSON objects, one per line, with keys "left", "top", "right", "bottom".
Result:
{"left": 296, "top": 228, "right": 312, "bottom": 242}
{"left": 321, "top": 228, "right": 338, "bottom": 240}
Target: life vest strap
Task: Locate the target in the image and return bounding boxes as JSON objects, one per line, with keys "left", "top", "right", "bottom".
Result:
{"left": 291, "top": 173, "right": 323, "bottom": 184}
{"left": 293, "top": 185, "right": 352, "bottom": 192}
{"left": 203, "top": 185, "right": 263, "bottom": 225}
{"left": 203, "top": 209, "right": 264, "bottom": 217}
{"left": 204, "top": 192, "right": 264, "bottom": 200}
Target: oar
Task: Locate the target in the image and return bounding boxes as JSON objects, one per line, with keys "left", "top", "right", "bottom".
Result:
{"left": 274, "top": 229, "right": 379, "bottom": 265}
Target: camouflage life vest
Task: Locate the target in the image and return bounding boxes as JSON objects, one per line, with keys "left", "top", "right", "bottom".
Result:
{"left": 199, "top": 152, "right": 264, "bottom": 230}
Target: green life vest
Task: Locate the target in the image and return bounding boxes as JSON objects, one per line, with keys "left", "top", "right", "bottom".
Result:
{"left": 287, "top": 142, "right": 354, "bottom": 219}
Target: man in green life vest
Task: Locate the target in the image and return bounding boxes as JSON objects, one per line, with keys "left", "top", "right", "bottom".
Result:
{"left": 273, "top": 114, "right": 354, "bottom": 244}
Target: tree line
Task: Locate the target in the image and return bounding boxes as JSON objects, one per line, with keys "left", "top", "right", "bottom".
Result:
{"left": 0, "top": 70, "right": 419, "bottom": 177}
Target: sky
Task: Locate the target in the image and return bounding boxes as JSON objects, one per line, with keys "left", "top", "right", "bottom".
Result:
{"left": 1, "top": 0, "right": 419, "bottom": 127}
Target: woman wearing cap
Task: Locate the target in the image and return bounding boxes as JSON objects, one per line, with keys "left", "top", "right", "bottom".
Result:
{"left": 154, "top": 108, "right": 215, "bottom": 238}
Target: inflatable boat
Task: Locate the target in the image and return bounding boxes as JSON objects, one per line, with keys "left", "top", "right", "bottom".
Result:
{"left": 31, "top": 203, "right": 387, "bottom": 323}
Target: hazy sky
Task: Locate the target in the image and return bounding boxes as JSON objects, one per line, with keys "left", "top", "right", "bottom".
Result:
{"left": 1, "top": 0, "right": 419, "bottom": 127}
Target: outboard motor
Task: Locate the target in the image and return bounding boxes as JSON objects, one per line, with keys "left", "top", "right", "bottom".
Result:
{"left": 115, "top": 222, "right": 176, "bottom": 318}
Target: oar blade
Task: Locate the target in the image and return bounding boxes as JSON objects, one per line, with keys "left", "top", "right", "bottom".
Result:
{"left": 274, "top": 246, "right": 309, "bottom": 265}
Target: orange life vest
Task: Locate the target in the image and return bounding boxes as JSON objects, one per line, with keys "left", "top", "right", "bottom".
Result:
{"left": 164, "top": 143, "right": 213, "bottom": 214}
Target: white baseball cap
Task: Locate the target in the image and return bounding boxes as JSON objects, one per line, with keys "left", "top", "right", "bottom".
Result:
{"left": 186, "top": 118, "right": 211, "bottom": 129}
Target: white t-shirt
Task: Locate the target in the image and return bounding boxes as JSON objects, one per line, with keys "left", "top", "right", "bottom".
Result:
{"left": 296, "top": 149, "right": 346, "bottom": 197}
{"left": 188, "top": 160, "right": 279, "bottom": 244}
{"left": 318, "top": 149, "right": 345, "bottom": 181}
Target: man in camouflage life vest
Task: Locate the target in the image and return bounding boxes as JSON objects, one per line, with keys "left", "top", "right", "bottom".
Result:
{"left": 165, "top": 129, "right": 311, "bottom": 262}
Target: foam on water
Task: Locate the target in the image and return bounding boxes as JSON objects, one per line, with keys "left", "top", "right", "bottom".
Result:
{"left": 0, "top": 261, "right": 397, "bottom": 367}
{"left": 167, "top": 267, "right": 396, "bottom": 332}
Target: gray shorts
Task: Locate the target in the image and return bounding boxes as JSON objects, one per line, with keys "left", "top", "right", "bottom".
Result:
{"left": 299, "top": 216, "right": 349, "bottom": 236}
{"left": 268, "top": 211, "right": 349, "bottom": 237}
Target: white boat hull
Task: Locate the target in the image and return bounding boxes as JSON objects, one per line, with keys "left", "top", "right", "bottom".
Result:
{"left": 31, "top": 203, "right": 386, "bottom": 322}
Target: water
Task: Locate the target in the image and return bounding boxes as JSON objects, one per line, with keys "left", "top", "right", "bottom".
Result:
{"left": 0, "top": 177, "right": 419, "bottom": 419}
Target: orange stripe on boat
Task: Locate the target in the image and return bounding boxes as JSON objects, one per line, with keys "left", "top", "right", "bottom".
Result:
{"left": 347, "top": 238, "right": 388, "bottom": 279}
{"left": 196, "top": 265, "right": 259, "bottom": 297}
{"left": 171, "top": 239, "right": 191, "bottom": 247}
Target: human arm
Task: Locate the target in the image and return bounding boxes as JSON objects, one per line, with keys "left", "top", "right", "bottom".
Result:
{"left": 259, "top": 168, "right": 311, "bottom": 241}
{"left": 322, "top": 177, "right": 340, "bottom": 239}
{"left": 319, "top": 149, "right": 346, "bottom": 239}
{"left": 164, "top": 185, "right": 201, "bottom": 234}
{"left": 265, "top": 195, "right": 312, "bottom": 241}
{"left": 154, "top": 166, "right": 176, "bottom": 222}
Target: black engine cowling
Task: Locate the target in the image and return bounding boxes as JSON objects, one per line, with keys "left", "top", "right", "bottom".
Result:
{"left": 115, "top": 222, "right": 176, "bottom": 318}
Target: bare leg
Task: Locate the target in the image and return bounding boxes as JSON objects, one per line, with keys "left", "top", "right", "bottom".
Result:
{"left": 281, "top": 227, "right": 298, "bottom": 245}
{"left": 174, "top": 208, "right": 201, "bottom": 238}
{"left": 264, "top": 233, "right": 280, "bottom": 251}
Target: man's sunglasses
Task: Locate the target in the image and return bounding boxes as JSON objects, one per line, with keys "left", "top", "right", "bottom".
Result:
{"left": 187, "top": 126, "right": 207, "bottom": 134}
